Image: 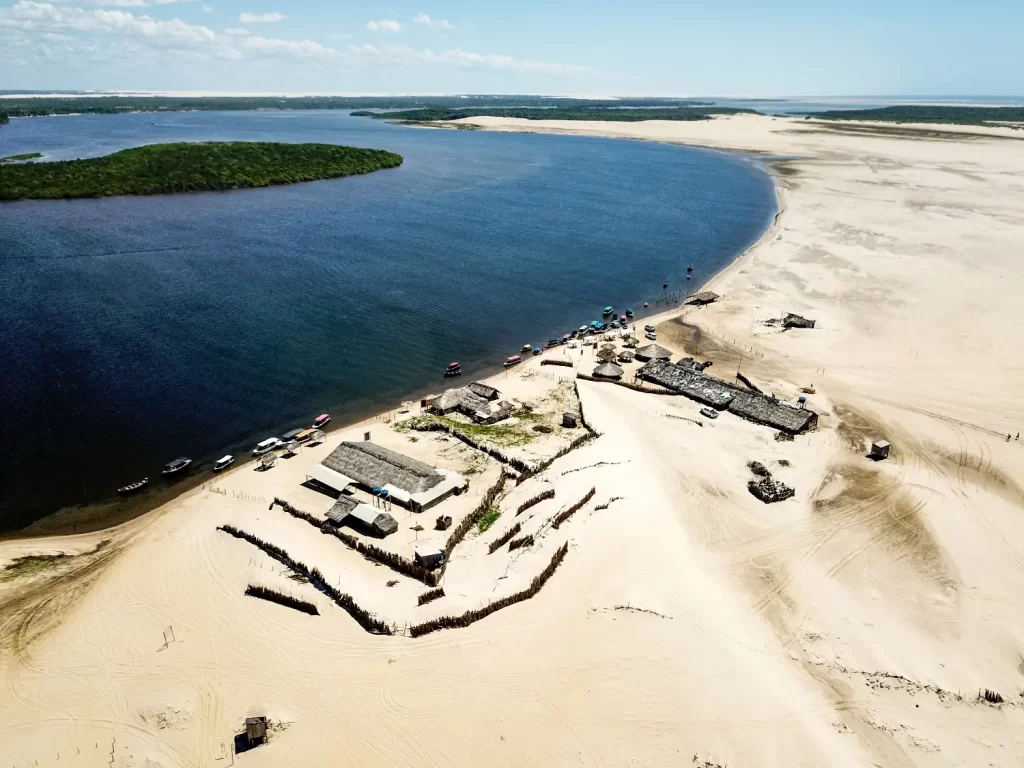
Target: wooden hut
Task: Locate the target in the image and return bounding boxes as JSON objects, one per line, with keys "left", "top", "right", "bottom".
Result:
{"left": 870, "top": 440, "right": 890, "bottom": 460}
{"left": 468, "top": 381, "right": 500, "bottom": 401}
{"left": 245, "top": 715, "right": 268, "bottom": 746}
{"left": 685, "top": 291, "right": 720, "bottom": 306}
{"left": 562, "top": 412, "right": 579, "bottom": 428}
{"left": 414, "top": 546, "right": 444, "bottom": 570}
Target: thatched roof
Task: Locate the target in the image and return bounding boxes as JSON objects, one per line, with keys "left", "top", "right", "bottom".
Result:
{"left": 600, "top": 342, "right": 616, "bottom": 350}
{"left": 326, "top": 494, "right": 359, "bottom": 524}
{"left": 596, "top": 348, "right": 618, "bottom": 362}
{"left": 322, "top": 441, "right": 443, "bottom": 494}
{"left": 593, "top": 362, "right": 624, "bottom": 379}
{"left": 634, "top": 343, "right": 672, "bottom": 361}
{"left": 468, "top": 381, "right": 499, "bottom": 400}
{"left": 685, "top": 291, "right": 720, "bottom": 305}
{"left": 617, "top": 350, "right": 635, "bottom": 362}
{"left": 327, "top": 496, "right": 398, "bottom": 537}
{"left": 432, "top": 387, "right": 489, "bottom": 416}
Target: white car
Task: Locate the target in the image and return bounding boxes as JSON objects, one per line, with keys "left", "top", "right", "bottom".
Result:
{"left": 700, "top": 407, "right": 719, "bottom": 420}
{"left": 252, "top": 437, "right": 283, "bottom": 456}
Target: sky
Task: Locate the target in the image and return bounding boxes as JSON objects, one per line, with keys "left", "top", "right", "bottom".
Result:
{"left": 0, "top": 0, "right": 1022, "bottom": 96}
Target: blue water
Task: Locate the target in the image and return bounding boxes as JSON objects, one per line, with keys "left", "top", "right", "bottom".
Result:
{"left": 0, "top": 110, "right": 775, "bottom": 529}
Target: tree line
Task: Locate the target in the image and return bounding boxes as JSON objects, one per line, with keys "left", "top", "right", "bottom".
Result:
{"left": 369, "top": 106, "right": 761, "bottom": 123}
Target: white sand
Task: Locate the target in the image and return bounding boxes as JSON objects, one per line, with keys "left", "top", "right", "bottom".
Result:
{"left": 4, "top": 113, "right": 1024, "bottom": 766}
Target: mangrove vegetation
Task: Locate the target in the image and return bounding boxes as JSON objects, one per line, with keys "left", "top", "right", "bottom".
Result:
{"left": 0, "top": 141, "right": 403, "bottom": 201}
{"left": 807, "top": 106, "right": 1024, "bottom": 126}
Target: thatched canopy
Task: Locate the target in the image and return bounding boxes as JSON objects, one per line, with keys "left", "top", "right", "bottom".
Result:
{"left": 593, "top": 362, "right": 624, "bottom": 379}
{"left": 617, "top": 350, "right": 635, "bottom": 362}
{"left": 635, "top": 343, "right": 672, "bottom": 361}
{"left": 685, "top": 290, "right": 720, "bottom": 305}
{"left": 596, "top": 348, "right": 618, "bottom": 362}
{"left": 600, "top": 342, "right": 616, "bottom": 350}
{"left": 322, "top": 441, "right": 443, "bottom": 494}
{"left": 622, "top": 336, "right": 639, "bottom": 348}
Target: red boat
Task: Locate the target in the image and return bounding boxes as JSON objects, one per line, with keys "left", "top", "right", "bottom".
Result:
{"left": 312, "top": 413, "right": 331, "bottom": 429}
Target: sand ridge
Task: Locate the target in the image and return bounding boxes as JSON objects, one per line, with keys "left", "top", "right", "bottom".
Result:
{"left": 3, "top": 113, "right": 1024, "bottom": 766}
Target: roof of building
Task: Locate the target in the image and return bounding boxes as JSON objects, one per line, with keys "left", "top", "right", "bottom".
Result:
{"left": 685, "top": 291, "right": 720, "bottom": 305}
{"left": 433, "top": 387, "right": 490, "bottom": 415}
{"left": 593, "top": 362, "right": 624, "bottom": 378}
{"left": 321, "top": 441, "right": 444, "bottom": 495}
{"left": 326, "top": 494, "right": 360, "bottom": 523}
{"left": 468, "top": 381, "right": 499, "bottom": 400}
{"left": 596, "top": 348, "right": 618, "bottom": 362}
{"left": 635, "top": 343, "right": 673, "bottom": 361}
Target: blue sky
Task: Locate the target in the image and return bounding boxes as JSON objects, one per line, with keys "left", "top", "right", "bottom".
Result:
{"left": 1, "top": 0, "right": 1021, "bottom": 95}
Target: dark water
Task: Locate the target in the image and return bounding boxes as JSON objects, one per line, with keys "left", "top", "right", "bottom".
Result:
{"left": 0, "top": 110, "right": 775, "bottom": 530}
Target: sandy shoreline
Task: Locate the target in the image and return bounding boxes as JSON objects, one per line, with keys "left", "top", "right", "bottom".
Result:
{"left": 4, "top": 113, "right": 1024, "bottom": 767}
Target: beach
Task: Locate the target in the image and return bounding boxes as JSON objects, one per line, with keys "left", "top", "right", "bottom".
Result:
{"left": 3, "top": 113, "right": 1024, "bottom": 767}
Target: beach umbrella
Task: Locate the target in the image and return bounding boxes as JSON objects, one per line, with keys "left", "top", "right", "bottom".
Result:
{"left": 635, "top": 343, "right": 672, "bottom": 361}
{"left": 592, "top": 362, "right": 624, "bottom": 379}
{"left": 596, "top": 348, "right": 618, "bottom": 362}
{"left": 600, "top": 342, "right": 616, "bottom": 350}
{"left": 617, "top": 350, "right": 635, "bottom": 362}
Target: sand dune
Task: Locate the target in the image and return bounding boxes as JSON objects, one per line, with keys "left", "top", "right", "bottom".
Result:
{"left": 4, "top": 113, "right": 1024, "bottom": 766}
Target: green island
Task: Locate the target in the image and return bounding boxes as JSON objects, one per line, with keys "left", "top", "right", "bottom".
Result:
{"left": 1, "top": 152, "right": 42, "bottom": 163}
{"left": 0, "top": 113, "right": 9, "bottom": 126}
{"left": 367, "top": 106, "right": 760, "bottom": 123}
{"left": 0, "top": 141, "right": 402, "bottom": 202}
{"left": 807, "top": 106, "right": 1024, "bottom": 126}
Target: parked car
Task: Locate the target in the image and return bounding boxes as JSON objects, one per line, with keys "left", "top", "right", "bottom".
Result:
{"left": 700, "top": 407, "right": 719, "bottom": 420}
{"left": 645, "top": 332, "right": 657, "bottom": 341}
{"left": 644, "top": 324, "right": 656, "bottom": 333}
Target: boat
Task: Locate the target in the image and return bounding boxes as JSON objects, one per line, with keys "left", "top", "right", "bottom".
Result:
{"left": 521, "top": 344, "right": 533, "bottom": 353}
{"left": 562, "top": 333, "right": 571, "bottom": 343}
{"left": 253, "top": 437, "right": 283, "bottom": 456}
{"left": 504, "top": 355, "right": 522, "bottom": 367}
{"left": 532, "top": 346, "right": 541, "bottom": 355}
{"left": 644, "top": 302, "right": 649, "bottom": 308}
{"left": 663, "top": 281, "right": 668, "bottom": 288}
{"left": 603, "top": 306, "right": 614, "bottom": 315}
{"left": 578, "top": 326, "right": 588, "bottom": 334}
{"left": 281, "top": 428, "right": 305, "bottom": 443}
{"left": 545, "top": 339, "right": 560, "bottom": 348}
{"left": 444, "top": 361, "right": 463, "bottom": 377}
{"left": 294, "top": 428, "right": 316, "bottom": 443}
{"left": 117, "top": 477, "right": 148, "bottom": 494}
{"left": 213, "top": 455, "right": 234, "bottom": 472}
{"left": 312, "top": 413, "right": 331, "bottom": 429}
{"left": 687, "top": 264, "right": 694, "bottom": 272}
{"left": 626, "top": 308, "right": 634, "bottom": 317}
{"left": 162, "top": 457, "right": 192, "bottom": 475}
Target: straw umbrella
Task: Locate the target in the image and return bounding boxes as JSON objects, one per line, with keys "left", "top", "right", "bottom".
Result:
{"left": 635, "top": 343, "right": 672, "bottom": 362}
{"left": 596, "top": 348, "right": 618, "bottom": 363}
{"left": 592, "top": 362, "right": 624, "bottom": 379}
{"left": 600, "top": 342, "right": 616, "bottom": 350}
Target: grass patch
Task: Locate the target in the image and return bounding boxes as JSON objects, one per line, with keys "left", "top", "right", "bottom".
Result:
{"left": 406, "top": 414, "right": 538, "bottom": 447}
{"left": 1, "top": 539, "right": 110, "bottom": 582}
{"left": 0, "top": 152, "right": 42, "bottom": 163}
{"left": 476, "top": 507, "right": 502, "bottom": 534}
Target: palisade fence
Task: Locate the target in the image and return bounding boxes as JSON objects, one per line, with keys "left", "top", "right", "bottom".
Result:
{"left": 417, "top": 587, "right": 445, "bottom": 606}
{"left": 507, "top": 534, "right": 534, "bottom": 551}
{"left": 516, "top": 488, "right": 555, "bottom": 515}
{"left": 410, "top": 421, "right": 536, "bottom": 474}
{"left": 245, "top": 584, "right": 319, "bottom": 615}
{"left": 218, "top": 525, "right": 392, "bottom": 634}
{"left": 576, "top": 373, "right": 679, "bottom": 396}
{"left": 488, "top": 522, "right": 522, "bottom": 554}
{"left": 552, "top": 487, "right": 596, "bottom": 530}
{"left": 408, "top": 543, "right": 569, "bottom": 638}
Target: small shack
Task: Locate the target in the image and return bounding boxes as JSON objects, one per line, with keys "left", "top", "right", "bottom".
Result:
{"left": 592, "top": 362, "right": 624, "bottom": 380}
{"left": 685, "top": 291, "right": 720, "bottom": 306}
{"left": 468, "top": 381, "right": 500, "bottom": 401}
{"left": 414, "top": 546, "right": 444, "bottom": 570}
{"left": 617, "top": 350, "right": 635, "bottom": 363}
{"left": 596, "top": 348, "right": 618, "bottom": 363}
{"left": 562, "top": 411, "right": 579, "bottom": 428}
{"left": 783, "top": 313, "right": 816, "bottom": 329}
{"left": 326, "top": 496, "right": 398, "bottom": 538}
{"left": 870, "top": 440, "right": 890, "bottom": 460}
{"left": 245, "top": 716, "right": 267, "bottom": 747}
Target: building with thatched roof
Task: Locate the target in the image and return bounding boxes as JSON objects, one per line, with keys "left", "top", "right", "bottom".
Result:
{"left": 596, "top": 348, "right": 618, "bottom": 362}
{"left": 617, "top": 349, "right": 635, "bottom": 363}
{"left": 311, "top": 441, "right": 466, "bottom": 512}
{"left": 636, "top": 359, "right": 817, "bottom": 434}
{"left": 468, "top": 381, "right": 499, "bottom": 400}
{"left": 326, "top": 495, "right": 399, "bottom": 537}
{"left": 685, "top": 291, "right": 720, "bottom": 305}
{"left": 600, "top": 342, "right": 616, "bottom": 350}
{"left": 635, "top": 343, "right": 673, "bottom": 362}
{"left": 430, "top": 385, "right": 511, "bottom": 424}
{"left": 593, "top": 362, "right": 624, "bottom": 379}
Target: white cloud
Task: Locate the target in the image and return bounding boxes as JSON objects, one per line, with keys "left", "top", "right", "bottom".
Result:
{"left": 200, "top": 2, "right": 212, "bottom": 10}
{"left": 224, "top": 26, "right": 247, "bottom": 35}
{"left": 366, "top": 18, "right": 399, "bottom": 33}
{"left": 88, "top": 0, "right": 200, "bottom": 6}
{"left": 242, "top": 34, "right": 330, "bottom": 57}
{"left": 238, "top": 11, "right": 283, "bottom": 23}
{"left": 412, "top": 12, "right": 451, "bottom": 30}
{"left": 0, "top": 2, "right": 216, "bottom": 44}
{"left": 419, "top": 48, "right": 592, "bottom": 74}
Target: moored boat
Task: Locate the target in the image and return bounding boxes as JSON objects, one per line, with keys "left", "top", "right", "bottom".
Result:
{"left": 626, "top": 308, "right": 634, "bottom": 317}
{"left": 603, "top": 306, "right": 614, "bottom": 315}
{"left": 312, "top": 413, "right": 331, "bottom": 429}
{"left": 504, "top": 355, "right": 522, "bottom": 367}
{"left": 253, "top": 437, "right": 283, "bottom": 456}
{"left": 118, "top": 477, "right": 149, "bottom": 494}
{"left": 444, "top": 361, "right": 463, "bottom": 377}
{"left": 162, "top": 457, "right": 192, "bottom": 475}
{"left": 213, "top": 455, "right": 234, "bottom": 472}
{"left": 521, "top": 344, "right": 533, "bottom": 353}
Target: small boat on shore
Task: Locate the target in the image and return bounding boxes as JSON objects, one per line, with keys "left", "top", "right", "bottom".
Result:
{"left": 162, "top": 457, "right": 192, "bottom": 475}
{"left": 253, "top": 438, "right": 283, "bottom": 456}
{"left": 118, "top": 477, "right": 148, "bottom": 495}
{"left": 213, "top": 455, "right": 234, "bottom": 472}
{"left": 444, "top": 361, "right": 463, "bottom": 377}
{"left": 521, "top": 344, "right": 532, "bottom": 353}
{"left": 313, "top": 413, "right": 331, "bottom": 429}
{"left": 603, "top": 306, "right": 614, "bottom": 316}
{"left": 626, "top": 308, "right": 634, "bottom": 317}
{"left": 504, "top": 355, "right": 522, "bottom": 367}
